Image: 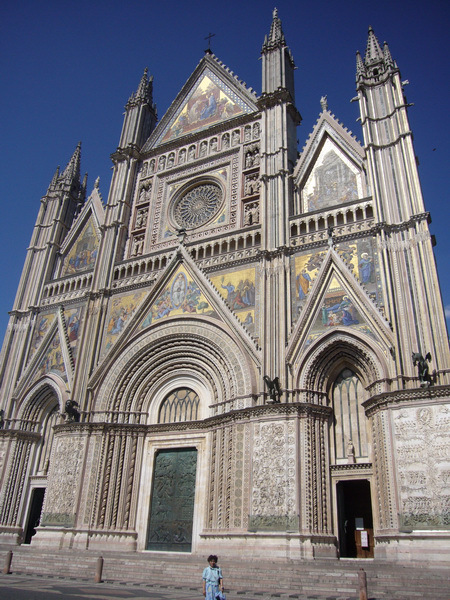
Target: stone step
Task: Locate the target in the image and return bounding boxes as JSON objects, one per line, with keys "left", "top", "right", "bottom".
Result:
{"left": 3, "top": 547, "right": 449, "bottom": 599}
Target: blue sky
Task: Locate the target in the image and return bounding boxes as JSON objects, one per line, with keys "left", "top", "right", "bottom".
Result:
{"left": 1, "top": 0, "right": 449, "bottom": 340}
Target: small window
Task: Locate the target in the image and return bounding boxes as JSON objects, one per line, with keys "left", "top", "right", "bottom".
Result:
{"left": 158, "top": 388, "right": 200, "bottom": 423}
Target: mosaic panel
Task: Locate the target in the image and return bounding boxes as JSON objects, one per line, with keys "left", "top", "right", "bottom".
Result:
{"left": 140, "top": 266, "right": 219, "bottom": 328}
{"left": 103, "top": 291, "right": 147, "bottom": 354}
{"left": 159, "top": 72, "right": 247, "bottom": 144}
{"left": 210, "top": 267, "right": 256, "bottom": 334}
{"left": 304, "top": 276, "right": 379, "bottom": 349}
{"left": 64, "top": 306, "right": 84, "bottom": 365}
{"left": 33, "top": 331, "right": 67, "bottom": 383}
{"left": 62, "top": 217, "right": 99, "bottom": 276}
{"left": 303, "top": 139, "right": 361, "bottom": 211}
{"left": 30, "top": 311, "right": 56, "bottom": 358}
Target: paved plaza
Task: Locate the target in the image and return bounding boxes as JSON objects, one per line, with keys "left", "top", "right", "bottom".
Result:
{"left": 0, "top": 572, "right": 364, "bottom": 600}
{"left": 0, "top": 574, "right": 286, "bottom": 600}
{"left": 2, "top": 574, "right": 201, "bottom": 600}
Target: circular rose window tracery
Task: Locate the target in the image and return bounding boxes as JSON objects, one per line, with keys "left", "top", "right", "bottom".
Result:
{"left": 173, "top": 182, "right": 222, "bottom": 229}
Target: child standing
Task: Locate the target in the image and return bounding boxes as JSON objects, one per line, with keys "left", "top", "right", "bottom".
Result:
{"left": 202, "top": 554, "right": 224, "bottom": 599}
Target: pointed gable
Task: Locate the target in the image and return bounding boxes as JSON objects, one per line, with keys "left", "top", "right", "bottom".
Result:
{"left": 143, "top": 53, "right": 259, "bottom": 151}
{"left": 294, "top": 109, "right": 366, "bottom": 213}
{"left": 59, "top": 182, "right": 104, "bottom": 277}
{"left": 97, "top": 245, "right": 260, "bottom": 369}
{"left": 287, "top": 248, "right": 392, "bottom": 365}
{"left": 15, "top": 309, "right": 76, "bottom": 397}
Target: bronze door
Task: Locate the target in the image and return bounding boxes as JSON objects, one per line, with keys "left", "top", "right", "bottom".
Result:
{"left": 146, "top": 448, "right": 197, "bottom": 552}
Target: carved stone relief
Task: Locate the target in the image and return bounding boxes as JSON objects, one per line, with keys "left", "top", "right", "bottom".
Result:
{"left": 250, "top": 421, "right": 297, "bottom": 531}
{"left": 243, "top": 201, "right": 260, "bottom": 227}
{"left": 135, "top": 207, "right": 148, "bottom": 230}
{"left": 130, "top": 234, "right": 145, "bottom": 257}
{"left": 393, "top": 404, "right": 450, "bottom": 529}
{"left": 244, "top": 173, "right": 260, "bottom": 196}
{"left": 41, "top": 433, "right": 85, "bottom": 526}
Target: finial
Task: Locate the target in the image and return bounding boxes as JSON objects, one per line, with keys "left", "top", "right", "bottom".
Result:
{"left": 94, "top": 177, "right": 100, "bottom": 189}
{"left": 320, "top": 95, "right": 328, "bottom": 111}
{"left": 204, "top": 32, "right": 215, "bottom": 54}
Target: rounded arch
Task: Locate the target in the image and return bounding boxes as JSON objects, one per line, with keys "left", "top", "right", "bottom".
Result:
{"left": 95, "top": 319, "right": 257, "bottom": 416}
{"left": 296, "top": 330, "right": 389, "bottom": 401}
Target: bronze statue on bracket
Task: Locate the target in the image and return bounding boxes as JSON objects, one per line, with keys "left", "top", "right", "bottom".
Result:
{"left": 263, "top": 376, "right": 282, "bottom": 403}
{"left": 64, "top": 399, "right": 80, "bottom": 422}
{"left": 412, "top": 352, "right": 432, "bottom": 387}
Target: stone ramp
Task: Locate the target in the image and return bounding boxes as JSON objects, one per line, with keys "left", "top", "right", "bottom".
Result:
{"left": 2, "top": 546, "right": 449, "bottom": 599}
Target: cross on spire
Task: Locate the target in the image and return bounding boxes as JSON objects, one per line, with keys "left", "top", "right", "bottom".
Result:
{"left": 204, "top": 32, "right": 215, "bottom": 54}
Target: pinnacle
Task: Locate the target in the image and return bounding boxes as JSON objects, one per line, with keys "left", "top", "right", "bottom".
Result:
{"left": 356, "top": 50, "right": 366, "bottom": 81}
{"left": 61, "top": 142, "right": 81, "bottom": 183}
{"left": 135, "top": 67, "right": 153, "bottom": 102}
{"left": 364, "top": 25, "right": 383, "bottom": 64}
{"left": 262, "top": 7, "right": 286, "bottom": 51}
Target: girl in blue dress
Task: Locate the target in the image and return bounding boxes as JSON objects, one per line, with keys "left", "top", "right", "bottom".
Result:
{"left": 202, "top": 554, "right": 224, "bottom": 599}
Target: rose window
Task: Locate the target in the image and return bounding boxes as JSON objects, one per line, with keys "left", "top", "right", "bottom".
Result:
{"left": 173, "top": 183, "right": 222, "bottom": 229}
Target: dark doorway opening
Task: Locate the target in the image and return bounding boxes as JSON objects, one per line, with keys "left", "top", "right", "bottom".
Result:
{"left": 24, "top": 487, "right": 45, "bottom": 544}
{"left": 337, "top": 479, "right": 374, "bottom": 558}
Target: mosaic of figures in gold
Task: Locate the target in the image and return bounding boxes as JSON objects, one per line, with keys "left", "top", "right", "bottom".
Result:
{"left": 103, "top": 291, "right": 148, "bottom": 353}
{"left": 140, "top": 267, "right": 219, "bottom": 328}
{"left": 33, "top": 332, "right": 67, "bottom": 383}
{"left": 62, "top": 217, "right": 100, "bottom": 276}
{"left": 65, "top": 307, "right": 83, "bottom": 365}
{"left": 161, "top": 75, "right": 245, "bottom": 143}
{"left": 292, "top": 239, "right": 383, "bottom": 317}
{"left": 210, "top": 267, "right": 256, "bottom": 334}
{"left": 304, "top": 276, "right": 378, "bottom": 349}
{"left": 30, "top": 312, "right": 56, "bottom": 357}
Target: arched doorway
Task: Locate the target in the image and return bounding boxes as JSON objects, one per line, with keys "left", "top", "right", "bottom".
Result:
{"left": 330, "top": 368, "right": 373, "bottom": 558}
{"left": 21, "top": 389, "right": 60, "bottom": 545}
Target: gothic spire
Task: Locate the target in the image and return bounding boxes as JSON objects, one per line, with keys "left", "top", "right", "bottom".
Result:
{"left": 127, "top": 68, "right": 154, "bottom": 107}
{"left": 46, "top": 165, "right": 60, "bottom": 194}
{"left": 357, "top": 27, "right": 398, "bottom": 85}
{"left": 383, "top": 41, "right": 394, "bottom": 69}
{"left": 355, "top": 50, "right": 366, "bottom": 82}
{"left": 61, "top": 142, "right": 81, "bottom": 183}
{"left": 364, "top": 26, "right": 383, "bottom": 64}
{"left": 262, "top": 7, "right": 286, "bottom": 52}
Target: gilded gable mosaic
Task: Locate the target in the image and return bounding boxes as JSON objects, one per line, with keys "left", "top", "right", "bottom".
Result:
{"left": 159, "top": 72, "right": 248, "bottom": 144}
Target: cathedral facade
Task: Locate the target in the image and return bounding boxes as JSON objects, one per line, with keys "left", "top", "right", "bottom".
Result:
{"left": 0, "top": 11, "right": 449, "bottom": 562}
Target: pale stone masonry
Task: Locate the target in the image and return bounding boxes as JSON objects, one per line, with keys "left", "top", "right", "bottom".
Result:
{"left": 0, "top": 10, "right": 449, "bottom": 563}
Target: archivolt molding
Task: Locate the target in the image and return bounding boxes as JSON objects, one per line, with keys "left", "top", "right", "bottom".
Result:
{"left": 296, "top": 330, "right": 389, "bottom": 402}
{"left": 94, "top": 319, "right": 256, "bottom": 415}
{"left": 15, "top": 377, "right": 67, "bottom": 424}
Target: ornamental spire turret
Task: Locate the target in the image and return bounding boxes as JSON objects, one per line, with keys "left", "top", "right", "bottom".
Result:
{"left": 118, "top": 69, "right": 157, "bottom": 151}
{"left": 364, "top": 26, "right": 383, "bottom": 63}
{"left": 262, "top": 7, "right": 286, "bottom": 50}
{"left": 357, "top": 27, "right": 398, "bottom": 85}
{"left": 383, "top": 41, "right": 394, "bottom": 68}
{"left": 355, "top": 50, "right": 366, "bottom": 81}
{"left": 128, "top": 67, "right": 154, "bottom": 107}
{"left": 261, "top": 8, "right": 296, "bottom": 99}
{"left": 61, "top": 141, "right": 81, "bottom": 183}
